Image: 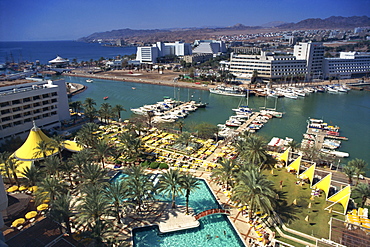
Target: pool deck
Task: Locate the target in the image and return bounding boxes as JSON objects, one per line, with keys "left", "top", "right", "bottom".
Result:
{"left": 157, "top": 206, "right": 200, "bottom": 233}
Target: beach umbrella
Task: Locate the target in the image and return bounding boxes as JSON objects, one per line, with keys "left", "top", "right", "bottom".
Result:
{"left": 7, "top": 185, "right": 18, "bottom": 193}
{"left": 37, "top": 204, "right": 49, "bottom": 211}
{"left": 308, "top": 202, "right": 312, "bottom": 209}
{"left": 28, "top": 186, "right": 38, "bottom": 192}
{"left": 292, "top": 199, "right": 297, "bottom": 205}
{"left": 11, "top": 218, "right": 25, "bottom": 227}
{"left": 25, "top": 211, "right": 37, "bottom": 219}
{"left": 19, "top": 185, "right": 27, "bottom": 191}
{"left": 305, "top": 215, "right": 309, "bottom": 222}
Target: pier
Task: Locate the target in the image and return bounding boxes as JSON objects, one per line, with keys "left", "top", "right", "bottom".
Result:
{"left": 235, "top": 112, "right": 260, "bottom": 133}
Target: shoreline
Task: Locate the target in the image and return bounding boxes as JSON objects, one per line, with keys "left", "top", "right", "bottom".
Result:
{"left": 64, "top": 72, "right": 213, "bottom": 91}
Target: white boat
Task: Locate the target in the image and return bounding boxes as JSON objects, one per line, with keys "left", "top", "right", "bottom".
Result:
{"left": 210, "top": 86, "right": 246, "bottom": 97}
{"left": 320, "top": 149, "right": 349, "bottom": 158}
{"left": 283, "top": 93, "right": 298, "bottom": 99}
{"left": 326, "top": 87, "right": 338, "bottom": 93}
{"left": 86, "top": 79, "right": 93, "bottom": 83}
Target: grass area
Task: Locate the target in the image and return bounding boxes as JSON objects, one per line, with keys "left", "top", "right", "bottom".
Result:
{"left": 274, "top": 232, "right": 307, "bottom": 247}
{"left": 265, "top": 168, "right": 345, "bottom": 239}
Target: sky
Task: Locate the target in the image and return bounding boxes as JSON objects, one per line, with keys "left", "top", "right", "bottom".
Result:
{"left": 0, "top": 0, "right": 369, "bottom": 41}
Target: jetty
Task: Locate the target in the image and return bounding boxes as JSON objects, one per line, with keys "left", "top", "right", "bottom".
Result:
{"left": 236, "top": 112, "right": 260, "bottom": 133}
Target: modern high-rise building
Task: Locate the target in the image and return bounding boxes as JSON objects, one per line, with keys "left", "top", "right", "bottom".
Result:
{"left": 293, "top": 41, "right": 325, "bottom": 80}
{"left": 0, "top": 79, "right": 70, "bottom": 144}
{"left": 136, "top": 41, "right": 192, "bottom": 63}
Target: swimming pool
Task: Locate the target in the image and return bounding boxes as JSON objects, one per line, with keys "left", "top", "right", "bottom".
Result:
{"left": 133, "top": 179, "right": 245, "bottom": 247}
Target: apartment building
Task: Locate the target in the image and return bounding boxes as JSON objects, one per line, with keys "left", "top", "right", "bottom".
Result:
{"left": 0, "top": 79, "right": 70, "bottom": 143}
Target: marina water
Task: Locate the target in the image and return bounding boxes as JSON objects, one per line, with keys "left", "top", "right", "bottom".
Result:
{"left": 64, "top": 76, "right": 370, "bottom": 175}
{"left": 1, "top": 41, "right": 369, "bottom": 174}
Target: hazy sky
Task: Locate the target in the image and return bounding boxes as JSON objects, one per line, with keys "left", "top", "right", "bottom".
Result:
{"left": 0, "top": 0, "right": 368, "bottom": 41}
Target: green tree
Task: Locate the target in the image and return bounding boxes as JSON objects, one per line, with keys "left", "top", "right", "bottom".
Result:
{"left": 352, "top": 183, "right": 370, "bottom": 208}
{"left": 21, "top": 164, "right": 43, "bottom": 187}
{"left": 79, "top": 163, "right": 108, "bottom": 187}
{"left": 180, "top": 172, "right": 201, "bottom": 214}
{"left": 342, "top": 165, "right": 357, "bottom": 185}
{"left": 157, "top": 169, "right": 182, "bottom": 208}
{"left": 51, "top": 135, "right": 66, "bottom": 161}
{"left": 124, "top": 165, "right": 154, "bottom": 211}
{"left": 42, "top": 155, "right": 61, "bottom": 177}
{"left": 348, "top": 159, "right": 367, "bottom": 185}
{"left": 76, "top": 123, "right": 100, "bottom": 148}
{"left": 112, "top": 104, "right": 126, "bottom": 120}
{"left": 0, "top": 151, "right": 13, "bottom": 184}
{"left": 104, "top": 180, "right": 132, "bottom": 222}
{"left": 33, "top": 140, "right": 54, "bottom": 160}
{"left": 93, "top": 138, "right": 114, "bottom": 168}
{"left": 36, "top": 177, "right": 66, "bottom": 204}
{"left": 117, "top": 132, "right": 142, "bottom": 159}
{"left": 232, "top": 166, "right": 277, "bottom": 218}
{"left": 99, "top": 103, "right": 112, "bottom": 124}
{"left": 175, "top": 132, "right": 193, "bottom": 148}
{"left": 4, "top": 156, "right": 20, "bottom": 186}
{"left": 211, "top": 158, "right": 236, "bottom": 190}
{"left": 49, "top": 192, "right": 75, "bottom": 234}
{"left": 236, "top": 133, "right": 268, "bottom": 167}
{"left": 194, "top": 122, "right": 218, "bottom": 139}
{"left": 83, "top": 97, "right": 97, "bottom": 122}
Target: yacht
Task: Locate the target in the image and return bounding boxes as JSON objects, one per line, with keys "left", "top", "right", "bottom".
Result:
{"left": 210, "top": 85, "right": 246, "bottom": 97}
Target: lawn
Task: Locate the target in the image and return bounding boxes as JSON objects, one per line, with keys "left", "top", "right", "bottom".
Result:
{"left": 265, "top": 168, "right": 345, "bottom": 240}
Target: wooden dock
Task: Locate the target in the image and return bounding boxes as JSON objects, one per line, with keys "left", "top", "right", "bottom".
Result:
{"left": 236, "top": 112, "right": 260, "bottom": 133}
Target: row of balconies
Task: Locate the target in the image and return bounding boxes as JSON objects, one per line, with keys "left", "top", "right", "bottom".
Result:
{"left": 1, "top": 106, "right": 58, "bottom": 124}
{"left": 1, "top": 111, "right": 58, "bottom": 130}
{"left": 1, "top": 100, "right": 58, "bottom": 117}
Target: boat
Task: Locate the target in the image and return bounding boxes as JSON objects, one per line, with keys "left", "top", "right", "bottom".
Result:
{"left": 321, "top": 149, "right": 349, "bottom": 158}
{"left": 209, "top": 85, "right": 246, "bottom": 97}
{"left": 132, "top": 87, "right": 136, "bottom": 90}
{"left": 103, "top": 96, "right": 109, "bottom": 100}
{"left": 86, "top": 79, "right": 93, "bottom": 83}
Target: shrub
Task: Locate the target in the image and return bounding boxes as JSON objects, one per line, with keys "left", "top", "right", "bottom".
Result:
{"left": 159, "top": 163, "right": 169, "bottom": 169}
{"left": 150, "top": 162, "right": 159, "bottom": 169}
{"left": 141, "top": 160, "right": 150, "bottom": 167}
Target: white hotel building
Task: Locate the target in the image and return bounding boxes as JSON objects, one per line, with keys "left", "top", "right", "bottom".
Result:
{"left": 229, "top": 51, "right": 307, "bottom": 83}
{"left": 0, "top": 79, "right": 70, "bottom": 144}
{"left": 136, "top": 41, "right": 192, "bottom": 63}
{"left": 323, "top": 52, "right": 370, "bottom": 79}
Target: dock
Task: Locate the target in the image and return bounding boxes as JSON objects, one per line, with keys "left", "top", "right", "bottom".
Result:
{"left": 235, "top": 112, "right": 260, "bottom": 133}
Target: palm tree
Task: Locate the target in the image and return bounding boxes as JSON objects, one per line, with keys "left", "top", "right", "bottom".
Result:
{"left": 352, "top": 183, "right": 370, "bottom": 208}
{"left": 75, "top": 123, "right": 99, "bottom": 148}
{"left": 179, "top": 172, "right": 201, "bottom": 214}
{"left": 21, "top": 164, "right": 43, "bottom": 187}
{"left": 117, "top": 132, "right": 142, "bottom": 159}
{"left": 124, "top": 165, "right": 154, "bottom": 211}
{"left": 0, "top": 151, "right": 13, "bottom": 184}
{"left": 80, "top": 219, "right": 115, "bottom": 247}
{"left": 51, "top": 135, "right": 66, "bottom": 161}
{"left": 232, "top": 166, "right": 277, "bottom": 218}
{"left": 348, "top": 159, "right": 367, "bottom": 185}
{"left": 78, "top": 163, "right": 108, "bottom": 187}
{"left": 34, "top": 140, "right": 54, "bottom": 160}
{"left": 83, "top": 97, "right": 96, "bottom": 109}
{"left": 49, "top": 192, "right": 75, "bottom": 234}
{"left": 42, "top": 155, "right": 61, "bottom": 177}
{"left": 236, "top": 134, "right": 268, "bottom": 167}
{"left": 99, "top": 103, "right": 112, "bottom": 124}
{"left": 93, "top": 138, "right": 114, "bottom": 168}
{"left": 175, "top": 132, "right": 193, "bottom": 148}
{"left": 157, "top": 169, "right": 182, "bottom": 208}
{"left": 112, "top": 104, "right": 126, "bottom": 120}
{"left": 68, "top": 149, "right": 93, "bottom": 173}
{"left": 83, "top": 97, "right": 97, "bottom": 123}
{"left": 104, "top": 180, "right": 132, "bottom": 222}
{"left": 342, "top": 165, "right": 357, "bottom": 185}
{"left": 76, "top": 184, "right": 110, "bottom": 230}
{"left": 5, "top": 156, "right": 20, "bottom": 186}
{"left": 36, "top": 176, "right": 66, "bottom": 204}
{"left": 287, "top": 140, "right": 300, "bottom": 153}
{"left": 211, "top": 158, "right": 236, "bottom": 190}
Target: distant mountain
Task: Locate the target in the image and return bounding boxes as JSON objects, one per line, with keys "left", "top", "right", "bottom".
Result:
{"left": 78, "top": 16, "right": 370, "bottom": 43}
{"left": 278, "top": 16, "right": 370, "bottom": 29}
{"left": 260, "top": 21, "right": 287, "bottom": 28}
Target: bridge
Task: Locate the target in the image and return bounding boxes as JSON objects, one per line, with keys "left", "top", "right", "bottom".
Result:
{"left": 194, "top": 208, "right": 230, "bottom": 220}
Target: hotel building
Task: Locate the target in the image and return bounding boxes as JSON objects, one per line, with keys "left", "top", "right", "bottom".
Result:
{"left": 0, "top": 79, "right": 70, "bottom": 144}
{"left": 136, "top": 41, "right": 192, "bottom": 63}
{"left": 229, "top": 52, "right": 307, "bottom": 83}
{"left": 293, "top": 41, "right": 325, "bottom": 80}
{"left": 323, "top": 52, "right": 370, "bottom": 79}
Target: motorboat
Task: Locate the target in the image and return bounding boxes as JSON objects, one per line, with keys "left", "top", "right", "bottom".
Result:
{"left": 86, "top": 79, "right": 93, "bottom": 83}
{"left": 103, "top": 96, "right": 108, "bottom": 100}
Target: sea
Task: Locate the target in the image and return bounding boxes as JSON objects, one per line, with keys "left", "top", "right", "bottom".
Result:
{"left": 1, "top": 41, "right": 370, "bottom": 174}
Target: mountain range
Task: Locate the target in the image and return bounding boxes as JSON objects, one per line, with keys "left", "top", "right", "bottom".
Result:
{"left": 78, "top": 16, "right": 370, "bottom": 43}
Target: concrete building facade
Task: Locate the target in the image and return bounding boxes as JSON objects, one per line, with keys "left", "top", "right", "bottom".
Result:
{"left": 136, "top": 41, "right": 192, "bottom": 63}
{"left": 294, "top": 41, "right": 325, "bottom": 80}
{"left": 229, "top": 52, "right": 307, "bottom": 83}
{"left": 0, "top": 79, "right": 70, "bottom": 144}
{"left": 323, "top": 52, "right": 370, "bottom": 79}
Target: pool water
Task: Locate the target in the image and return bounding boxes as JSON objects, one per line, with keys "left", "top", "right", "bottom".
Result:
{"left": 133, "top": 179, "right": 245, "bottom": 247}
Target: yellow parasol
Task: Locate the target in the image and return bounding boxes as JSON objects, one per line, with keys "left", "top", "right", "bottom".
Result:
{"left": 11, "top": 218, "right": 25, "bottom": 227}
{"left": 28, "top": 186, "right": 38, "bottom": 192}
{"left": 19, "top": 185, "right": 27, "bottom": 191}
{"left": 25, "top": 211, "right": 38, "bottom": 219}
{"left": 7, "top": 185, "right": 18, "bottom": 193}
{"left": 37, "top": 203, "right": 49, "bottom": 211}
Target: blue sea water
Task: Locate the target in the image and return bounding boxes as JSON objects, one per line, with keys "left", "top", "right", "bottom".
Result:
{"left": 0, "top": 41, "right": 136, "bottom": 64}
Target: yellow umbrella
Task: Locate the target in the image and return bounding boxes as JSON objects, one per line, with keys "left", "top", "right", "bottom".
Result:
{"left": 7, "top": 185, "right": 18, "bottom": 193}
{"left": 11, "top": 218, "right": 25, "bottom": 227}
{"left": 37, "top": 204, "right": 49, "bottom": 211}
{"left": 25, "top": 211, "right": 38, "bottom": 219}
{"left": 19, "top": 185, "right": 27, "bottom": 191}
{"left": 29, "top": 186, "right": 38, "bottom": 192}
